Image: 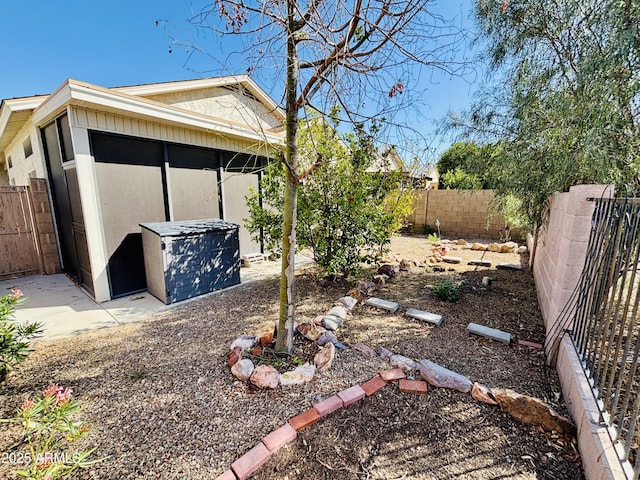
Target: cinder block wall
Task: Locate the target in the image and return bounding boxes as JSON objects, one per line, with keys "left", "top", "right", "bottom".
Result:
{"left": 532, "top": 184, "right": 626, "bottom": 480}
{"left": 533, "top": 184, "right": 613, "bottom": 332}
{"left": 410, "top": 189, "right": 512, "bottom": 239}
{"left": 28, "top": 178, "right": 61, "bottom": 275}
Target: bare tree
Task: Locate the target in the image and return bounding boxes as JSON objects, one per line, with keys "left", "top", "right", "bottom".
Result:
{"left": 181, "top": 0, "right": 466, "bottom": 352}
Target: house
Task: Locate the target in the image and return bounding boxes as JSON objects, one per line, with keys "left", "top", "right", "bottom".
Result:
{"left": 0, "top": 76, "right": 285, "bottom": 302}
{"left": 366, "top": 146, "right": 434, "bottom": 188}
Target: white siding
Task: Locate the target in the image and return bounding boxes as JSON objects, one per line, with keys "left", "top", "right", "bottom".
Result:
{"left": 69, "top": 106, "right": 268, "bottom": 157}
{"left": 144, "top": 87, "right": 282, "bottom": 133}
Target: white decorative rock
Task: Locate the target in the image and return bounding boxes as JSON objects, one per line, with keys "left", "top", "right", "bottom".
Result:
{"left": 336, "top": 296, "right": 358, "bottom": 311}
{"left": 365, "top": 297, "right": 400, "bottom": 313}
{"left": 230, "top": 335, "right": 257, "bottom": 351}
{"left": 405, "top": 308, "right": 443, "bottom": 326}
{"left": 231, "top": 359, "right": 254, "bottom": 381}
{"left": 326, "top": 305, "right": 348, "bottom": 320}
{"left": 280, "top": 363, "right": 316, "bottom": 386}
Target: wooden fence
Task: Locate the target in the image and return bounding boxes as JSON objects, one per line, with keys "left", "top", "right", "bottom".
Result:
{"left": 0, "top": 179, "right": 60, "bottom": 279}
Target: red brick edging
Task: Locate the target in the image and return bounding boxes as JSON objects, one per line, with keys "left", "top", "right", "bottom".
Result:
{"left": 215, "top": 369, "right": 425, "bottom": 480}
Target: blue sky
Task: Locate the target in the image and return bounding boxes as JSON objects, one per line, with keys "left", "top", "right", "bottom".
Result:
{"left": 0, "top": 0, "right": 479, "bottom": 162}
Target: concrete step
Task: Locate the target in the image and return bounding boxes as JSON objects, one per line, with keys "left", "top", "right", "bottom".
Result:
{"left": 468, "top": 259, "right": 492, "bottom": 267}
{"left": 442, "top": 256, "right": 462, "bottom": 264}
{"left": 497, "top": 263, "right": 523, "bottom": 271}
{"left": 364, "top": 297, "right": 400, "bottom": 313}
{"left": 405, "top": 308, "right": 443, "bottom": 326}
{"left": 466, "top": 322, "right": 511, "bottom": 344}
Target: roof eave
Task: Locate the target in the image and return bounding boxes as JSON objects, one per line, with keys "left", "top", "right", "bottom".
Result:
{"left": 32, "top": 80, "right": 284, "bottom": 146}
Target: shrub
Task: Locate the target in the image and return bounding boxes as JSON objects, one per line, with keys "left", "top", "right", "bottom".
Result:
{"left": 2, "top": 384, "right": 104, "bottom": 479}
{"left": 432, "top": 280, "right": 460, "bottom": 302}
{"left": 422, "top": 224, "right": 437, "bottom": 235}
{"left": 427, "top": 233, "right": 440, "bottom": 243}
{"left": 0, "top": 290, "right": 41, "bottom": 382}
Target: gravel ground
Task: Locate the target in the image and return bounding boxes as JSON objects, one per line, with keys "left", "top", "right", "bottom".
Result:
{"left": 0, "top": 234, "right": 583, "bottom": 479}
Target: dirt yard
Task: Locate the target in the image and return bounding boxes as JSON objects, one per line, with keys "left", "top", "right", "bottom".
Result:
{"left": 0, "top": 234, "right": 583, "bottom": 479}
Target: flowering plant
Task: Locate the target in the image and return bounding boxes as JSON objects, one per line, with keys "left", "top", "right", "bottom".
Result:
{"left": 2, "top": 384, "right": 104, "bottom": 479}
{"left": 0, "top": 289, "right": 41, "bottom": 382}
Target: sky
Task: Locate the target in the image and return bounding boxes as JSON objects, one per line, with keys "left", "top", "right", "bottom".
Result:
{"left": 0, "top": 0, "right": 480, "bottom": 163}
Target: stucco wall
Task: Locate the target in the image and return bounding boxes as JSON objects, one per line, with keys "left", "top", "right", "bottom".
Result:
{"left": 4, "top": 118, "right": 47, "bottom": 186}
{"left": 410, "top": 189, "right": 515, "bottom": 240}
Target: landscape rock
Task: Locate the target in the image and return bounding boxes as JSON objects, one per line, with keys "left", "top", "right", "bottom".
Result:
{"left": 321, "top": 315, "right": 344, "bottom": 331}
{"left": 317, "top": 331, "right": 338, "bottom": 346}
{"left": 250, "top": 364, "right": 280, "bottom": 389}
{"left": 297, "top": 322, "right": 327, "bottom": 342}
{"left": 230, "top": 335, "right": 257, "bottom": 351}
{"left": 228, "top": 346, "right": 243, "bottom": 367}
{"left": 517, "top": 246, "right": 528, "bottom": 254}
{"left": 419, "top": 359, "right": 472, "bottom": 393}
{"left": 355, "top": 279, "right": 378, "bottom": 294}
{"left": 346, "top": 288, "right": 366, "bottom": 303}
{"left": 454, "top": 239, "right": 467, "bottom": 245}
{"left": 390, "top": 354, "right": 420, "bottom": 371}
{"left": 326, "top": 305, "right": 349, "bottom": 320}
{"left": 376, "top": 346, "right": 394, "bottom": 359}
{"left": 412, "top": 259, "right": 425, "bottom": 267}
{"left": 280, "top": 363, "right": 316, "bottom": 386}
{"left": 314, "top": 343, "right": 336, "bottom": 372}
{"left": 399, "top": 259, "right": 412, "bottom": 271}
{"left": 348, "top": 342, "right": 377, "bottom": 357}
{"left": 488, "top": 243, "right": 502, "bottom": 252}
{"left": 250, "top": 346, "right": 262, "bottom": 356}
{"left": 492, "top": 388, "right": 576, "bottom": 435}
{"left": 231, "top": 359, "right": 255, "bottom": 381}
{"left": 313, "top": 315, "right": 325, "bottom": 326}
{"left": 373, "top": 275, "right": 386, "bottom": 286}
{"left": 471, "top": 382, "right": 498, "bottom": 405}
{"left": 471, "top": 243, "right": 488, "bottom": 251}
{"left": 259, "top": 331, "right": 274, "bottom": 346}
{"left": 336, "top": 296, "right": 358, "bottom": 311}
{"left": 377, "top": 264, "right": 400, "bottom": 277}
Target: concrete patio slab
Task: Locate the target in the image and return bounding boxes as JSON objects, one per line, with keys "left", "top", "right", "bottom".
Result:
{"left": 0, "top": 252, "right": 314, "bottom": 341}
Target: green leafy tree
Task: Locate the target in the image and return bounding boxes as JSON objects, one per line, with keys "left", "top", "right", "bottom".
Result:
{"left": 440, "top": 167, "right": 484, "bottom": 190}
{"left": 450, "top": 0, "right": 640, "bottom": 229}
{"left": 246, "top": 118, "right": 414, "bottom": 278}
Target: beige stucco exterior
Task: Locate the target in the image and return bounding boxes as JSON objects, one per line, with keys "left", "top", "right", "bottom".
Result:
{"left": 0, "top": 76, "right": 283, "bottom": 302}
{"left": 3, "top": 118, "right": 47, "bottom": 185}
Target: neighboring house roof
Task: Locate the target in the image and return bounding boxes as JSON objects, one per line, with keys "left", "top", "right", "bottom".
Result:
{"left": 0, "top": 75, "right": 285, "bottom": 165}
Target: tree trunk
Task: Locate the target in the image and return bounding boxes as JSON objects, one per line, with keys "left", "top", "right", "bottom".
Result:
{"left": 275, "top": 0, "right": 300, "bottom": 353}
{"left": 275, "top": 171, "right": 298, "bottom": 352}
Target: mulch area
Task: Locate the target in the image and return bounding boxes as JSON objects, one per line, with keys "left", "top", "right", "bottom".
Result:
{"left": 0, "top": 234, "right": 584, "bottom": 479}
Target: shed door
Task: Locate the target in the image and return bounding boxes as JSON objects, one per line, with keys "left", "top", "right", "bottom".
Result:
{"left": 222, "top": 172, "right": 261, "bottom": 255}
{"left": 42, "top": 118, "right": 94, "bottom": 294}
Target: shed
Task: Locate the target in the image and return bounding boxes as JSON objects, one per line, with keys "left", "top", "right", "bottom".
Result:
{"left": 140, "top": 219, "right": 240, "bottom": 304}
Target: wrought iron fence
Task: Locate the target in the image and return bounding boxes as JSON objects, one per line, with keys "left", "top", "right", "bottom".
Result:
{"left": 570, "top": 197, "right": 640, "bottom": 479}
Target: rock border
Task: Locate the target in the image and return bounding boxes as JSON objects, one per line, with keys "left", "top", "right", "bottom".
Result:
{"left": 215, "top": 357, "right": 575, "bottom": 480}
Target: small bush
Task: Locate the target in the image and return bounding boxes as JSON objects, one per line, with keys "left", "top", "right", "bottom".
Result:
{"left": 432, "top": 280, "right": 460, "bottom": 302}
{"left": 1, "top": 384, "right": 104, "bottom": 479}
{"left": 427, "top": 233, "right": 440, "bottom": 243}
{"left": 423, "top": 224, "right": 436, "bottom": 235}
{"left": 0, "top": 290, "right": 41, "bottom": 382}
